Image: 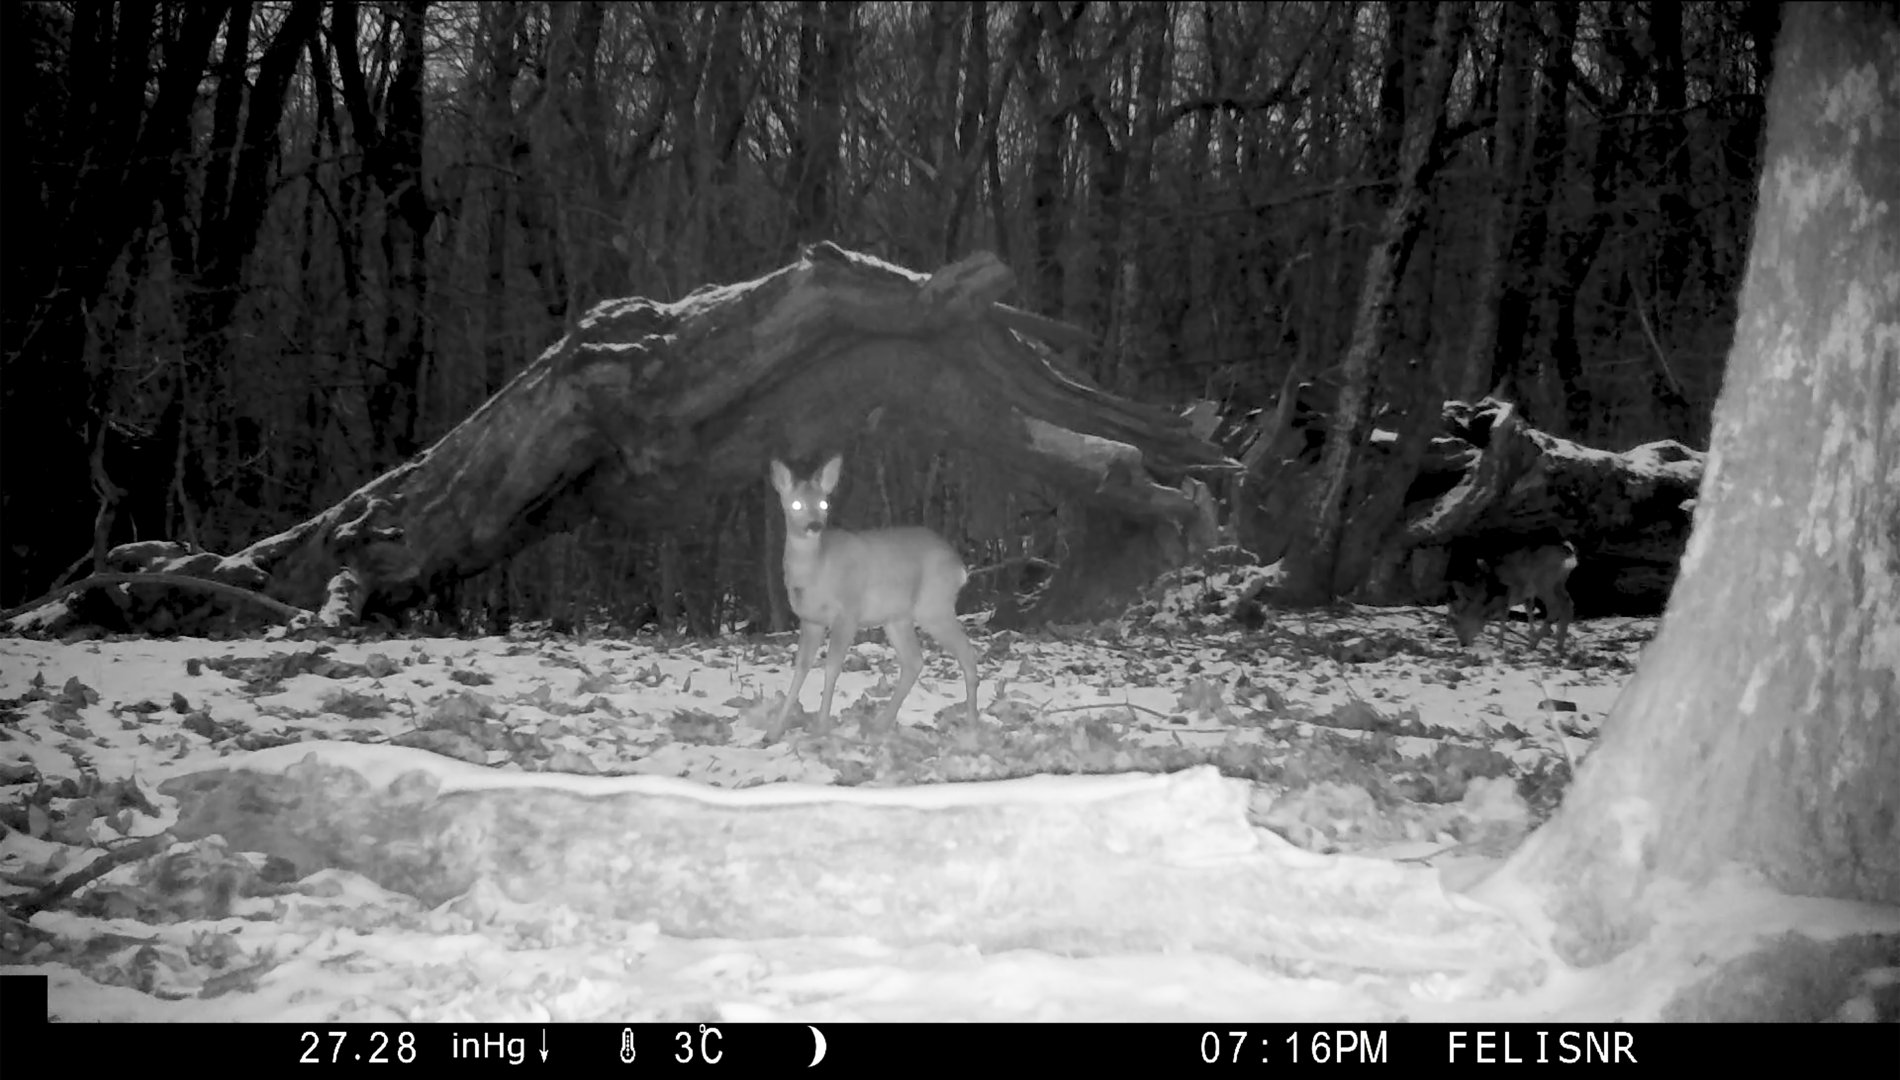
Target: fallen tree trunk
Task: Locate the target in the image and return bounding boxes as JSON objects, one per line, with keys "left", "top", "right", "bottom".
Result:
{"left": 7, "top": 245, "right": 1235, "bottom": 637}
{"left": 1235, "top": 394, "right": 1702, "bottom": 613}
{"left": 1388, "top": 399, "right": 1703, "bottom": 613}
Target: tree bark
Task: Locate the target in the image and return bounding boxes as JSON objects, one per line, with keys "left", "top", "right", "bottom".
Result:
{"left": 1476, "top": 0, "right": 1900, "bottom": 963}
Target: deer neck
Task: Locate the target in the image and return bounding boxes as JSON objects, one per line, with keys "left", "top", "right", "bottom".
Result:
{"left": 782, "top": 525, "right": 828, "bottom": 585}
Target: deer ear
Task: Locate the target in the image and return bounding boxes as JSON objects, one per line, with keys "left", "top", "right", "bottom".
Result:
{"left": 818, "top": 455, "right": 843, "bottom": 492}
{"left": 769, "top": 460, "right": 793, "bottom": 493}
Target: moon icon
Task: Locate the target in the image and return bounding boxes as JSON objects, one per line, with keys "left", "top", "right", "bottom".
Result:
{"left": 808, "top": 1025, "right": 827, "bottom": 1067}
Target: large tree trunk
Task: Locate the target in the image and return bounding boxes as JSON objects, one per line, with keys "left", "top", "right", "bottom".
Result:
{"left": 1475, "top": 0, "right": 1900, "bottom": 966}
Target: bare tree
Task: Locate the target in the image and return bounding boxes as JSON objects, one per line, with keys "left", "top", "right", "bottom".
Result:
{"left": 1279, "top": 2, "right": 1472, "bottom": 604}
{"left": 2, "top": 1, "right": 229, "bottom": 604}
{"left": 1456, "top": 1, "right": 1534, "bottom": 402}
{"left": 1, "top": 1, "right": 1784, "bottom": 624}
{"left": 1482, "top": 2, "right": 1574, "bottom": 411}
{"left": 787, "top": 1, "right": 855, "bottom": 244}
{"left": 329, "top": 0, "right": 435, "bottom": 459}
{"left": 165, "top": 1, "right": 324, "bottom": 545}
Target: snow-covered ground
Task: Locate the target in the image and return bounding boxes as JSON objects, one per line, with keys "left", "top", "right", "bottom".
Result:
{"left": 1, "top": 587, "right": 1892, "bottom": 1022}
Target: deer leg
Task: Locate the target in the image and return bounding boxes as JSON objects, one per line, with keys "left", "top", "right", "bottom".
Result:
{"left": 1550, "top": 584, "right": 1574, "bottom": 652}
{"left": 924, "top": 615, "right": 982, "bottom": 727}
{"left": 876, "top": 619, "right": 923, "bottom": 734}
{"left": 774, "top": 621, "right": 826, "bottom": 739}
{"left": 816, "top": 614, "right": 857, "bottom": 734}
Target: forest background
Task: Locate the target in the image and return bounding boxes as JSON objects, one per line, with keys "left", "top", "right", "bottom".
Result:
{"left": 1, "top": 1, "right": 1778, "bottom": 629}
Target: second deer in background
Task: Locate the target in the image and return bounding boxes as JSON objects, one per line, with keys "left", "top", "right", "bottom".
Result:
{"left": 1446, "top": 541, "right": 1579, "bottom": 652}
{"left": 768, "top": 455, "right": 982, "bottom": 739}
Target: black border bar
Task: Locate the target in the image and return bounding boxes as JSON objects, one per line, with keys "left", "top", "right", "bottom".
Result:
{"left": 3, "top": 980, "right": 1894, "bottom": 1073}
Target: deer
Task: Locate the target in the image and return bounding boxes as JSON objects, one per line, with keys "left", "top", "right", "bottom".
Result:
{"left": 767, "top": 455, "right": 981, "bottom": 739}
{"left": 1446, "top": 541, "right": 1579, "bottom": 652}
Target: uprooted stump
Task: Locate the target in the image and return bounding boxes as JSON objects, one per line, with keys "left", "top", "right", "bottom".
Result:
{"left": 6, "top": 244, "right": 1234, "bottom": 638}
{"left": 1390, "top": 400, "right": 1703, "bottom": 612}
{"left": 1235, "top": 394, "right": 1703, "bottom": 613}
